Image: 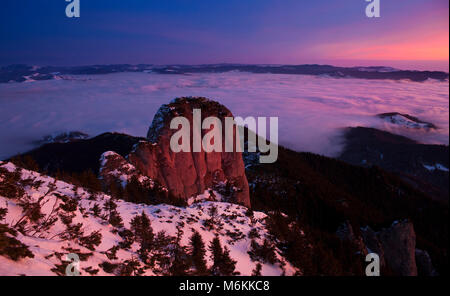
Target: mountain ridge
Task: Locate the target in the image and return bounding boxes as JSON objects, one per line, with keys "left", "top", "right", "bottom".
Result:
{"left": 1, "top": 64, "right": 448, "bottom": 83}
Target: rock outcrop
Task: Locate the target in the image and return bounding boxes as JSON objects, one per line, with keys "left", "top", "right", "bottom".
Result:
{"left": 415, "top": 249, "right": 438, "bottom": 276}
{"left": 376, "top": 220, "right": 417, "bottom": 276}
{"left": 338, "top": 220, "right": 419, "bottom": 276}
{"left": 126, "top": 97, "right": 250, "bottom": 207}
{"left": 99, "top": 151, "right": 161, "bottom": 191}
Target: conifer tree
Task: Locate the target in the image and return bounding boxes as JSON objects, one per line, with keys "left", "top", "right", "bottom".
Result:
{"left": 208, "top": 235, "right": 238, "bottom": 275}
{"left": 169, "top": 223, "right": 190, "bottom": 276}
{"left": 130, "top": 211, "right": 154, "bottom": 262}
{"left": 0, "top": 223, "right": 34, "bottom": 261}
{"left": 0, "top": 167, "right": 25, "bottom": 199}
{"left": 119, "top": 256, "right": 144, "bottom": 276}
{"left": 251, "top": 263, "right": 262, "bottom": 276}
{"left": 209, "top": 235, "right": 223, "bottom": 276}
{"left": 220, "top": 246, "right": 238, "bottom": 275}
{"left": 130, "top": 211, "right": 154, "bottom": 247}
{"left": 0, "top": 208, "right": 7, "bottom": 221}
{"left": 248, "top": 238, "right": 278, "bottom": 265}
{"left": 103, "top": 198, "right": 123, "bottom": 228}
{"left": 90, "top": 203, "right": 101, "bottom": 217}
{"left": 79, "top": 230, "right": 102, "bottom": 251}
{"left": 103, "top": 198, "right": 117, "bottom": 217}
{"left": 109, "top": 210, "right": 123, "bottom": 228}
{"left": 189, "top": 229, "right": 208, "bottom": 275}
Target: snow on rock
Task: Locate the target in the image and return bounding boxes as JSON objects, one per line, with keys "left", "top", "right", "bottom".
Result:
{"left": 0, "top": 162, "right": 298, "bottom": 276}
{"left": 422, "top": 163, "right": 449, "bottom": 172}
{"left": 377, "top": 113, "right": 437, "bottom": 130}
{"left": 37, "top": 131, "right": 89, "bottom": 145}
{"left": 99, "top": 151, "right": 160, "bottom": 190}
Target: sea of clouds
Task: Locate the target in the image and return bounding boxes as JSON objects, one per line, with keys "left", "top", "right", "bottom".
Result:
{"left": 0, "top": 72, "right": 448, "bottom": 160}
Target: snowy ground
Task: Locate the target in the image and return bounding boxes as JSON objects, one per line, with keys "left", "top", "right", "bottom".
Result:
{"left": 0, "top": 72, "right": 448, "bottom": 159}
{"left": 0, "top": 161, "right": 298, "bottom": 276}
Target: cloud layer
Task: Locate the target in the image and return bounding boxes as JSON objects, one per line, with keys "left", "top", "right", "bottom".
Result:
{"left": 0, "top": 72, "right": 448, "bottom": 159}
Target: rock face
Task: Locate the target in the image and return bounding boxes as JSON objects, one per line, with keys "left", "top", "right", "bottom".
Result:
{"left": 415, "top": 249, "right": 438, "bottom": 276}
{"left": 338, "top": 220, "right": 419, "bottom": 276}
{"left": 127, "top": 97, "right": 251, "bottom": 207}
{"left": 377, "top": 220, "right": 417, "bottom": 276}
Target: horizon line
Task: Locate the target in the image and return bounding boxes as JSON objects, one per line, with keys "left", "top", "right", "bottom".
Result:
{"left": 1, "top": 62, "right": 449, "bottom": 73}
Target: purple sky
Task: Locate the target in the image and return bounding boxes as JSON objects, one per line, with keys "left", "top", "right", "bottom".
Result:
{"left": 1, "top": 0, "right": 448, "bottom": 70}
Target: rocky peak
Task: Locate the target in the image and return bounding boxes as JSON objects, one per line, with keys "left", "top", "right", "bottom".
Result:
{"left": 126, "top": 97, "right": 250, "bottom": 207}
{"left": 147, "top": 97, "right": 232, "bottom": 142}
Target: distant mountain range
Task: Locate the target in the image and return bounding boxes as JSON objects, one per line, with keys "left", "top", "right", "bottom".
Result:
{"left": 1, "top": 64, "right": 448, "bottom": 83}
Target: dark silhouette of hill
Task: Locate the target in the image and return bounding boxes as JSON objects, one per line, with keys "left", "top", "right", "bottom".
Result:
{"left": 339, "top": 127, "right": 449, "bottom": 202}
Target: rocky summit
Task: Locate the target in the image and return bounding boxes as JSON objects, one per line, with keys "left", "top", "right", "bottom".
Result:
{"left": 115, "top": 97, "right": 251, "bottom": 207}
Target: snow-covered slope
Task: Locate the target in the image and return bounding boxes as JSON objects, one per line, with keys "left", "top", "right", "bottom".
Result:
{"left": 377, "top": 113, "right": 437, "bottom": 130}
{"left": 0, "top": 161, "right": 298, "bottom": 276}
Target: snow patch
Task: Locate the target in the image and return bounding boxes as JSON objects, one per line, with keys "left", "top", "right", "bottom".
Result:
{"left": 423, "top": 163, "right": 449, "bottom": 172}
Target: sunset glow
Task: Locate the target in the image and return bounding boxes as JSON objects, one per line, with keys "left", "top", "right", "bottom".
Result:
{"left": 1, "top": 0, "right": 448, "bottom": 70}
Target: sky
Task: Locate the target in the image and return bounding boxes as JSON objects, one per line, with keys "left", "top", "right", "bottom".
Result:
{"left": 0, "top": 0, "right": 448, "bottom": 70}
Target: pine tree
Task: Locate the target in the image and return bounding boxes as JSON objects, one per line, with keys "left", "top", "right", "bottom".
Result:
{"left": 0, "top": 223, "right": 34, "bottom": 261}
{"left": 118, "top": 229, "right": 134, "bottom": 250}
{"left": 151, "top": 230, "right": 174, "bottom": 273}
{"left": 220, "top": 246, "right": 238, "bottom": 275}
{"left": 248, "top": 238, "right": 277, "bottom": 265}
{"left": 103, "top": 198, "right": 123, "bottom": 228}
{"left": 208, "top": 235, "right": 238, "bottom": 276}
{"left": 208, "top": 205, "right": 218, "bottom": 217}
{"left": 0, "top": 167, "right": 25, "bottom": 199}
{"left": 79, "top": 230, "right": 102, "bottom": 251}
{"left": 189, "top": 230, "right": 208, "bottom": 275}
{"left": 0, "top": 208, "right": 7, "bottom": 221}
{"left": 260, "top": 239, "right": 277, "bottom": 265}
{"left": 105, "top": 246, "right": 119, "bottom": 260}
{"left": 251, "top": 263, "right": 262, "bottom": 276}
{"left": 169, "top": 223, "right": 190, "bottom": 276}
{"left": 130, "top": 211, "right": 154, "bottom": 262}
{"left": 103, "top": 198, "right": 117, "bottom": 217}
{"left": 59, "top": 197, "right": 78, "bottom": 213}
{"left": 119, "top": 256, "right": 144, "bottom": 276}
{"left": 90, "top": 203, "right": 101, "bottom": 217}
{"left": 109, "top": 211, "right": 123, "bottom": 228}
{"left": 130, "top": 211, "right": 154, "bottom": 247}
{"left": 209, "top": 235, "right": 223, "bottom": 276}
